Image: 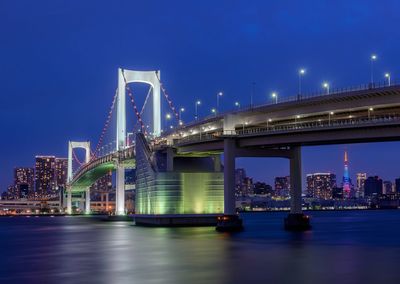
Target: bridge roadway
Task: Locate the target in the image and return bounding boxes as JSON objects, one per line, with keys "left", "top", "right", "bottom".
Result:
{"left": 161, "top": 83, "right": 400, "bottom": 151}
{"left": 70, "top": 83, "right": 400, "bottom": 228}
{"left": 70, "top": 146, "right": 135, "bottom": 192}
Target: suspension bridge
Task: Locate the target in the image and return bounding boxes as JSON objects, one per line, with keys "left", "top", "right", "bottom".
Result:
{"left": 66, "top": 68, "right": 400, "bottom": 230}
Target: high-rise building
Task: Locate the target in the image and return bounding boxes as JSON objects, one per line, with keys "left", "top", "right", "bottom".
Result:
{"left": 55, "top": 158, "right": 68, "bottom": 192}
{"left": 35, "top": 156, "right": 56, "bottom": 198}
{"left": 274, "top": 176, "right": 290, "bottom": 198}
{"left": 90, "top": 172, "right": 112, "bottom": 192}
{"left": 242, "top": 177, "right": 253, "bottom": 196}
{"left": 364, "top": 176, "right": 383, "bottom": 197}
{"left": 383, "top": 181, "right": 393, "bottom": 194}
{"left": 14, "top": 167, "right": 34, "bottom": 199}
{"left": 342, "top": 150, "right": 351, "bottom": 198}
{"left": 356, "top": 173, "right": 367, "bottom": 198}
{"left": 306, "top": 173, "right": 336, "bottom": 199}
{"left": 235, "top": 168, "right": 247, "bottom": 196}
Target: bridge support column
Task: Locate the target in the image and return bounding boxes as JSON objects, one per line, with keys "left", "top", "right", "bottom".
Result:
{"left": 284, "top": 146, "right": 311, "bottom": 231}
{"left": 85, "top": 187, "right": 90, "bottom": 215}
{"left": 67, "top": 186, "right": 72, "bottom": 214}
{"left": 116, "top": 161, "right": 125, "bottom": 215}
{"left": 216, "top": 138, "right": 243, "bottom": 232}
{"left": 213, "top": 155, "right": 221, "bottom": 172}
{"left": 106, "top": 192, "right": 109, "bottom": 212}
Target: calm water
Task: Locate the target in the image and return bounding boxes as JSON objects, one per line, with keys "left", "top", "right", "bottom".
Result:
{"left": 1, "top": 211, "right": 400, "bottom": 284}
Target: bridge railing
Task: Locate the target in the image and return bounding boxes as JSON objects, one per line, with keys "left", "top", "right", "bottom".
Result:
{"left": 222, "top": 79, "right": 399, "bottom": 117}
{"left": 174, "top": 114, "right": 400, "bottom": 146}
{"left": 236, "top": 114, "right": 400, "bottom": 136}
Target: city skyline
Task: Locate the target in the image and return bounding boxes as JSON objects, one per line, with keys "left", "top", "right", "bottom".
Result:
{"left": 2, "top": 147, "right": 396, "bottom": 197}
{"left": 1, "top": 1, "right": 400, "bottom": 191}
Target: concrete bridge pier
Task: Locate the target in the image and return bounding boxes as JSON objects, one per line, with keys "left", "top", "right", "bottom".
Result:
{"left": 85, "top": 187, "right": 90, "bottom": 214}
{"left": 67, "top": 186, "right": 72, "bottom": 214}
{"left": 216, "top": 138, "right": 243, "bottom": 232}
{"left": 284, "top": 146, "right": 311, "bottom": 230}
{"left": 115, "top": 160, "right": 125, "bottom": 215}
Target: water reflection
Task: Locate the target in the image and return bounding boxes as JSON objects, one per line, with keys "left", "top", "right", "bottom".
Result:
{"left": 0, "top": 211, "right": 400, "bottom": 283}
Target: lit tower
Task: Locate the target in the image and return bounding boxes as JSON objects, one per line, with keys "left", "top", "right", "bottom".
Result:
{"left": 342, "top": 150, "right": 351, "bottom": 198}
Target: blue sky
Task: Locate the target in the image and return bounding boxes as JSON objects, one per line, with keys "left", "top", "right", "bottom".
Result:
{"left": 1, "top": 0, "right": 400, "bottom": 189}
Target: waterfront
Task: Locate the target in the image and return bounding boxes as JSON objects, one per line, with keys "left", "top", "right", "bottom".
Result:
{"left": 0, "top": 210, "right": 400, "bottom": 283}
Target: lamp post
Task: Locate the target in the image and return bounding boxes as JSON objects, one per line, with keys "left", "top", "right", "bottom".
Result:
{"left": 235, "top": 101, "right": 240, "bottom": 109}
{"left": 179, "top": 107, "right": 185, "bottom": 126}
{"left": 271, "top": 92, "right": 278, "bottom": 104}
{"left": 242, "top": 121, "right": 248, "bottom": 132}
{"left": 195, "top": 100, "right": 201, "bottom": 120}
{"left": 322, "top": 82, "right": 330, "bottom": 94}
{"left": 267, "top": 118, "right": 272, "bottom": 130}
{"left": 370, "top": 54, "right": 377, "bottom": 84}
{"left": 211, "top": 108, "right": 216, "bottom": 117}
{"left": 295, "top": 115, "right": 300, "bottom": 126}
{"left": 328, "top": 111, "right": 334, "bottom": 126}
{"left": 385, "top": 73, "right": 391, "bottom": 86}
{"left": 368, "top": 107, "right": 373, "bottom": 120}
{"left": 216, "top": 91, "right": 223, "bottom": 113}
{"left": 165, "top": 113, "right": 171, "bottom": 130}
{"left": 298, "top": 69, "right": 306, "bottom": 97}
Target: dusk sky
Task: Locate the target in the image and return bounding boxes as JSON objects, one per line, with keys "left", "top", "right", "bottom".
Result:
{"left": 1, "top": 0, "right": 400, "bottom": 190}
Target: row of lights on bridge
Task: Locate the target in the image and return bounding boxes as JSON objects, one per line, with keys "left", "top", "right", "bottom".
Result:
{"left": 162, "top": 54, "right": 391, "bottom": 131}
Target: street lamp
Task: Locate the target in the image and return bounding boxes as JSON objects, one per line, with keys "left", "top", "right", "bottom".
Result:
{"left": 271, "top": 92, "right": 278, "bottom": 104}
{"left": 235, "top": 101, "right": 241, "bottom": 109}
{"left": 385, "top": 73, "right": 391, "bottom": 86}
{"left": 165, "top": 113, "right": 171, "bottom": 130}
{"left": 195, "top": 100, "right": 201, "bottom": 120}
{"left": 322, "top": 82, "right": 330, "bottom": 94}
{"left": 368, "top": 107, "right": 374, "bottom": 120}
{"left": 370, "top": 54, "right": 377, "bottom": 84}
{"left": 216, "top": 91, "right": 223, "bottom": 113}
{"left": 267, "top": 118, "right": 272, "bottom": 129}
{"left": 211, "top": 108, "right": 216, "bottom": 116}
{"left": 295, "top": 115, "right": 300, "bottom": 125}
{"left": 242, "top": 121, "right": 248, "bottom": 132}
{"left": 179, "top": 107, "right": 185, "bottom": 126}
{"left": 298, "top": 68, "right": 306, "bottom": 97}
{"left": 328, "top": 111, "right": 334, "bottom": 126}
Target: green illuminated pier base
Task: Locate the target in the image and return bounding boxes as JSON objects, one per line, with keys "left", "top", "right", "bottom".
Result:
{"left": 134, "top": 134, "right": 224, "bottom": 226}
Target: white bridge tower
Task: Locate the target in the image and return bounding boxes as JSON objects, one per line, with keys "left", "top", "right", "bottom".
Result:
{"left": 67, "top": 141, "right": 91, "bottom": 214}
{"left": 115, "top": 68, "right": 161, "bottom": 215}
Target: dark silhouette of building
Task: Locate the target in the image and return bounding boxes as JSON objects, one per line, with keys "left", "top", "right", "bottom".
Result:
{"left": 383, "top": 181, "right": 393, "bottom": 194}
{"left": 364, "top": 176, "right": 383, "bottom": 197}
{"left": 332, "top": 187, "right": 343, "bottom": 199}
{"left": 14, "top": 167, "right": 34, "bottom": 199}
{"left": 395, "top": 178, "right": 400, "bottom": 193}
{"left": 253, "top": 182, "right": 273, "bottom": 196}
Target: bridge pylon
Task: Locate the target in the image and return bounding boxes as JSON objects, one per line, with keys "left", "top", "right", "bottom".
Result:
{"left": 115, "top": 68, "right": 161, "bottom": 215}
{"left": 67, "top": 141, "right": 91, "bottom": 214}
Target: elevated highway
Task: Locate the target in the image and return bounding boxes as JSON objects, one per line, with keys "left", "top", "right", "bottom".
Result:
{"left": 67, "top": 68, "right": 400, "bottom": 230}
